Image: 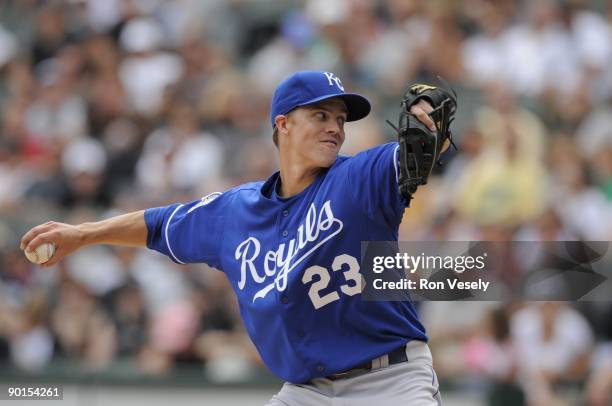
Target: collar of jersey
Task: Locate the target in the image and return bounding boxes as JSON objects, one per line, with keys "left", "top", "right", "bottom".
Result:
{"left": 264, "top": 168, "right": 328, "bottom": 202}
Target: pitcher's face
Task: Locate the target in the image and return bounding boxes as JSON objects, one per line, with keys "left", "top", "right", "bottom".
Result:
{"left": 281, "top": 98, "right": 348, "bottom": 169}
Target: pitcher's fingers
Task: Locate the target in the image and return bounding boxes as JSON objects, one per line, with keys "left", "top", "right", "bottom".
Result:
{"left": 417, "top": 99, "right": 434, "bottom": 114}
{"left": 412, "top": 109, "right": 436, "bottom": 132}
{"left": 25, "top": 233, "right": 55, "bottom": 253}
{"left": 20, "top": 229, "right": 38, "bottom": 250}
{"left": 21, "top": 223, "right": 54, "bottom": 250}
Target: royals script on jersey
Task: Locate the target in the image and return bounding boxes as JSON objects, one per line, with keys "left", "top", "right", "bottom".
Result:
{"left": 145, "top": 142, "right": 427, "bottom": 383}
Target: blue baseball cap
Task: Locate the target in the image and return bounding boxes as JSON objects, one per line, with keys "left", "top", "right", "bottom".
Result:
{"left": 270, "top": 71, "right": 371, "bottom": 128}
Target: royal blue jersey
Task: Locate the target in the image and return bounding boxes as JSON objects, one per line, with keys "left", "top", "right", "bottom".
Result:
{"left": 145, "top": 142, "right": 427, "bottom": 383}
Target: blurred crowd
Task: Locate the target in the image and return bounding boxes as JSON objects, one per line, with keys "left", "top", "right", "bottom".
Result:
{"left": 0, "top": 0, "right": 611, "bottom": 405}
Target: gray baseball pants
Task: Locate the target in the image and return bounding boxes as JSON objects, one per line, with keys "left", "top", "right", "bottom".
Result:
{"left": 266, "top": 341, "right": 441, "bottom": 406}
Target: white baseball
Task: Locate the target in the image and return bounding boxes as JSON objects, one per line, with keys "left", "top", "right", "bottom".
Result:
{"left": 24, "top": 243, "right": 56, "bottom": 264}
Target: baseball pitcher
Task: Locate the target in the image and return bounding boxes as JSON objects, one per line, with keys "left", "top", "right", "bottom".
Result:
{"left": 21, "top": 71, "right": 456, "bottom": 405}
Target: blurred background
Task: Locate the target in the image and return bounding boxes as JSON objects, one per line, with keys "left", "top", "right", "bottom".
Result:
{"left": 0, "top": 0, "right": 611, "bottom": 405}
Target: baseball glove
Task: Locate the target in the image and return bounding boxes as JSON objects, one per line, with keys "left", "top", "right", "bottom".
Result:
{"left": 387, "top": 80, "right": 458, "bottom": 205}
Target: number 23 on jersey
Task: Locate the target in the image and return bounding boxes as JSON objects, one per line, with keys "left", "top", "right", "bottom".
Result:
{"left": 302, "top": 254, "right": 361, "bottom": 309}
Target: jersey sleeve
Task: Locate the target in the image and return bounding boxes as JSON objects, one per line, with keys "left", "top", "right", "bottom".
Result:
{"left": 344, "top": 142, "right": 406, "bottom": 227}
{"left": 144, "top": 192, "right": 229, "bottom": 268}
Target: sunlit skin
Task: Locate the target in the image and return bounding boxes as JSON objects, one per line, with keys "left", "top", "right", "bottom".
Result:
{"left": 275, "top": 97, "right": 438, "bottom": 197}
{"left": 275, "top": 98, "right": 348, "bottom": 197}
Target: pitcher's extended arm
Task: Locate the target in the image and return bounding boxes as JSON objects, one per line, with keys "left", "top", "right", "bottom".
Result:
{"left": 20, "top": 210, "right": 147, "bottom": 267}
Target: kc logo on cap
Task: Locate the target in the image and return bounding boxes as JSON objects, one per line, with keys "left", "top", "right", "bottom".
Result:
{"left": 324, "top": 72, "right": 344, "bottom": 91}
{"left": 270, "top": 70, "right": 371, "bottom": 128}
